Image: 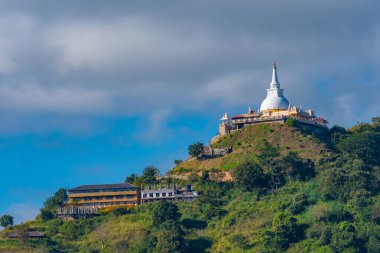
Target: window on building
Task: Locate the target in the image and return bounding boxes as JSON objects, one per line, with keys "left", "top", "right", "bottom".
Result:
{"left": 149, "top": 193, "right": 153, "bottom": 197}
{"left": 156, "top": 193, "right": 160, "bottom": 197}
{"left": 169, "top": 192, "right": 173, "bottom": 196}
{"left": 106, "top": 196, "right": 114, "bottom": 200}
{"left": 162, "top": 193, "right": 167, "bottom": 197}
{"left": 143, "top": 194, "right": 147, "bottom": 198}
{"left": 95, "top": 196, "right": 104, "bottom": 200}
{"left": 116, "top": 195, "right": 124, "bottom": 199}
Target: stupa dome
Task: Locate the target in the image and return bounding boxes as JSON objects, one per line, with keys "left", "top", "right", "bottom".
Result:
{"left": 260, "top": 62, "right": 290, "bottom": 112}
{"left": 260, "top": 96, "right": 289, "bottom": 111}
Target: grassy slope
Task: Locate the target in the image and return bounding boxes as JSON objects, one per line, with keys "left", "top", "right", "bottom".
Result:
{"left": 0, "top": 207, "right": 152, "bottom": 252}
{"left": 172, "top": 124, "right": 331, "bottom": 173}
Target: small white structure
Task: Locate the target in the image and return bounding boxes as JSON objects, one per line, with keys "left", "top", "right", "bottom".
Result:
{"left": 140, "top": 185, "right": 199, "bottom": 204}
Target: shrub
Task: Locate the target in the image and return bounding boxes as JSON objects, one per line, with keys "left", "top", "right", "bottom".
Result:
{"left": 289, "top": 193, "right": 309, "bottom": 214}
{"left": 307, "top": 222, "right": 332, "bottom": 245}
{"left": 112, "top": 207, "right": 132, "bottom": 216}
{"left": 366, "top": 236, "right": 380, "bottom": 253}
{"left": 272, "top": 211, "right": 303, "bottom": 249}
{"left": 331, "top": 222, "right": 357, "bottom": 252}
{"left": 285, "top": 118, "right": 296, "bottom": 127}
{"left": 59, "top": 221, "right": 82, "bottom": 241}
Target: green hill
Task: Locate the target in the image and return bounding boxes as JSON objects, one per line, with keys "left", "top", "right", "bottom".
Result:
{"left": 1, "top": 119, "right": 380, "bottom": 253}
{"left": 171, "top": 123, "right": 331, "bottom": 175}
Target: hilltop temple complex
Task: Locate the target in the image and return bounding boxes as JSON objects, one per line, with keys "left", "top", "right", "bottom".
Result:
{"left": 213, "top": 63, "right": 328, "bottom": 144}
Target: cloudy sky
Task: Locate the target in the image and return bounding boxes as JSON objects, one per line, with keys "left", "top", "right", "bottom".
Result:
{"left": 0, "top": 0, "right": 379, "bottom": 224}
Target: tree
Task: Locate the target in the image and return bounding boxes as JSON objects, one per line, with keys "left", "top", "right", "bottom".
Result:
{"left": 0, "top": 214, "right": 14, "bottom": 227}
{"left": 348, "top": 122, "right": 373, "bottom": 133}
{"left": 280, "top": 151, "right": 315, "bottom": 181}
{"left": 40, "top": 208, "right": 55, "bottom": 221}
{"left": 174, "top": 160, "right": 183, "bottom": 166}
{"left": 44, "top": 188, "right": 68, "bottom": 210}
{"left": 233, "top": 161, "right": 267, "bottom": 191}
{"left": 330, "top": 125, "right": 347, "bottom": 135}
{"left": 188, "top": 142, "right": 204, "bottom": 157}
{"left": 39, "top": 188, "right": 68, "bottom": 221}
{"left": 152, "top": 201, "right": 181, "bottom": 228}
{"left": 337, "top": 132, "right": 380, "bottom": 166}
{"left": 141, "top": 166, "right": 160, "bottom": 185}
{"left": 372, "top": 117, "right": 380, "bottom": 131}
{"left": 125, "top": 173, "right": 138, "bottom": 184}
{"left": 330, "top": 125, "right": 347, "bottom": 144}
{"left": 272, "top": 211, "right": 302, "bottom": 250}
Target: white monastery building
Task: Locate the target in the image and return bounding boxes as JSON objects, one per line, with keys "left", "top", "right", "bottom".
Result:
{"left": 213, "top": 62, "right": 328, "bottom": 144}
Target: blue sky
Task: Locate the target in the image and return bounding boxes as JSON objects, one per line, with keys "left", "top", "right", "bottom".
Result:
{"left": 0, "top": 0, "right": 380, "bottom": 224}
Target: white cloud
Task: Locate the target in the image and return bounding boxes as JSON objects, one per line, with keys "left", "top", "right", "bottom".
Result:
{"left": 0, "top": 83, "right": 115, "bottom": 114}
{"left": 45, "top": 17, "right": 220, "bottom": 74}
{"left": 134, "top": 109, "right": 172, "bottom": 142}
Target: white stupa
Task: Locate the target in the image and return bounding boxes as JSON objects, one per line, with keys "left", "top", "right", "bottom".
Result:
{"left": 260, "top": 62, "right": 289, "bottom": 112}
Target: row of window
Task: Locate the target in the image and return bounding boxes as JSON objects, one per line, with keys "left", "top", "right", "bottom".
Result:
{"left": 142, "top": 192, "right": 173, "bottom": 198}
{"left": 82, "top": 201, "right": 137, "bottom": 207}
{"left": 73, "top": 195, "right": 136, "bottom": 201}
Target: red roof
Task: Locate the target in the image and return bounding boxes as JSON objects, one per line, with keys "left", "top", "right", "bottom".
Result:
{"left": 314, "top": 117, "right": 328, "bottom": 123}
{"left": 232, "top": 114, "right": 245, "bottom": 119}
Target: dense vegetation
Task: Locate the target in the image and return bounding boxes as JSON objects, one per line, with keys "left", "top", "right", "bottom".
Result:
{"left": 1, "top": 118, "right": 380, "bottom": 252}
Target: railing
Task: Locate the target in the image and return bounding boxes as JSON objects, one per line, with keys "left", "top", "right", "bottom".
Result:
{"left": 57, "top": 206, "right": 99, "bottom": 216}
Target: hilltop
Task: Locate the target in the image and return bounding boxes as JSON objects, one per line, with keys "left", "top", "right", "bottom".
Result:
{"left": 1, "top": 118, "right": 380, "bottom": 253}
{"left": 171, "top": 123, "right": 331, "bottom": 175}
